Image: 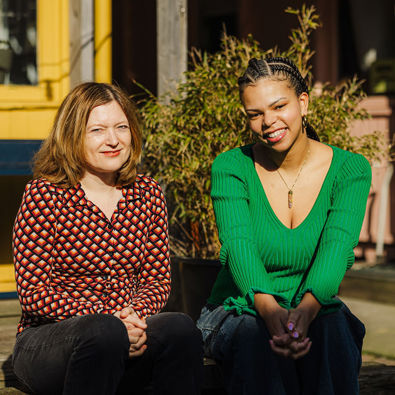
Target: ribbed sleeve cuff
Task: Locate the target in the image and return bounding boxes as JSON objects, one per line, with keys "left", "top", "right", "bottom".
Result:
{"left": 295, "top": 287, "right": 341, "bottom": 309}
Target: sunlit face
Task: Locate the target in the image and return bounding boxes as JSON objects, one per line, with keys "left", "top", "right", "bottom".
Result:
{"left": 241, "top": 78, "right": 308, "bottom": 151}
{"left": 83, "top": 100, "right": 131, "bottom": 180}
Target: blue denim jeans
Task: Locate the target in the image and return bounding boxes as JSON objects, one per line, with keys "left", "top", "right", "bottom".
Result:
{"left": 13, "top": 312, "right": 203, "bottom": 395}
{"left": 197, "top": 303, "right": 365, "bottom": 395}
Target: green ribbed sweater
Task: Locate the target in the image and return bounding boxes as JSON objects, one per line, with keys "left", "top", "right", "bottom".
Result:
{"left": 207, "top": 144, "right": 371, "bottom": 316}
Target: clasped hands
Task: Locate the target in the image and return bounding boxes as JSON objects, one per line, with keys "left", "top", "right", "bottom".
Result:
{"left": 255, "top": 293, "right": 321, "bottom": 360}
{"left": 114, "top": 307, "right": 147, "bottom": 358}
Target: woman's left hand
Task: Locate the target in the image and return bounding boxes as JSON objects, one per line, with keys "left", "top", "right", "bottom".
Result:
{"left": 127, "top": 327, "right": 147, "bottom": 358}
{"left": 115, "top": 307, "right": 148, "bottom": 358}
{"left": 285, "top": 307, "right": 313, "bottom": 359}
{"left": 287, "top": 293, "right": 321, "bottom": 340}
{"left": 285, "top": 292, "right": 321, "bottom": 359}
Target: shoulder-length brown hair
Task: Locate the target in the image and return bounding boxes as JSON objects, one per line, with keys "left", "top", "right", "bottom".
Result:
{"left": 33, "top": 82, "right": 142, "bottom": 187}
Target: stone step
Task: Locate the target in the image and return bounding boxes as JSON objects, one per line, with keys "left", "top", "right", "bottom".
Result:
{"left": 340, "top": 264, "right": 395, "bottom": 306}
{"left": 359, "top": 364, "right": 395, "bottom": 394}
{"left": 0, "top": 355, "right": 30, "bottom": 394}
{"left": 1, "top": 356, "right": 395, "bottom": 394}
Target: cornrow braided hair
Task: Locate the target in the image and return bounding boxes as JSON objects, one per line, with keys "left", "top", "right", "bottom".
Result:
{"left": 239, "top": 57, "right": 319, "bottom": 141}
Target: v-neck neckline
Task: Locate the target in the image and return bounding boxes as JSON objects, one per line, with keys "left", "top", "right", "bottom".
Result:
{"left": 77, "top": 183, "right": 126, "bottom": 223}
{"left": 247, "top": 144, "right": 335, "bottom": 231}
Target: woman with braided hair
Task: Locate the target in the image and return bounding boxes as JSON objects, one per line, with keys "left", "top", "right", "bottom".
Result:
{"left": 197, "top": 57, "right": 370, "bottom": 394}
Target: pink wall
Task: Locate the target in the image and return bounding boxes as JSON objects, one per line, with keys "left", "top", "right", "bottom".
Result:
{"left": 351, "top": 96, "right": 395, "bottom": 263}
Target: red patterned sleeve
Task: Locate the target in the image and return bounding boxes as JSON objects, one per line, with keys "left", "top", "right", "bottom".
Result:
{"left": 131, "top": 181, "right": 171, "bottom": 317}
{"left": 13, "top": 180, "right": 103, "bottom": 322}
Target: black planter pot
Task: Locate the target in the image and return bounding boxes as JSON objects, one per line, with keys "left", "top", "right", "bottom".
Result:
{"left": 164, "top": 256, "right": 221, "bottom": 322}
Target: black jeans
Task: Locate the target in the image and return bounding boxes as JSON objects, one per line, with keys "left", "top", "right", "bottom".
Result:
{"left": 12, "top": 312, "right": 203, "bottom": 395}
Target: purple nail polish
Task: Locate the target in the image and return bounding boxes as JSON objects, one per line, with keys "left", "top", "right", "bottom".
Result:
{"left": 288, "top": 322, "right": 294, "bottom": 331}
{"left": 292, "top": 331, "right": 299, "bottom": 339}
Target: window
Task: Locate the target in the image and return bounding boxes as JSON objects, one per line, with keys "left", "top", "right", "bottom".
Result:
{"left": 0, "top": 0, "right": 37, "bottom": 85}
{"left": 0, "top": 0, "right": 70, "bottom": 140}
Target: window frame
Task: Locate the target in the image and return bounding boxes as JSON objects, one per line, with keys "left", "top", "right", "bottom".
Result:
{"left": 0, "top": 0, "right": 70, "bottom": 108}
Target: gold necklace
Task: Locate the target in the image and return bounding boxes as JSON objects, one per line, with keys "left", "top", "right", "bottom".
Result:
{"left": 275, "top": 147, "right": 310, "bottom": 209}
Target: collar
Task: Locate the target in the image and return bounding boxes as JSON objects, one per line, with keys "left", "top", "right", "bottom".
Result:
{"left": 62, "top": 174, "right": 151, "bottom": 208}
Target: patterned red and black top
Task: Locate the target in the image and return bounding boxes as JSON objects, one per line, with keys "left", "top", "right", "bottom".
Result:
{"left": 13, "top": 175, "right": 171, "bottom": 333}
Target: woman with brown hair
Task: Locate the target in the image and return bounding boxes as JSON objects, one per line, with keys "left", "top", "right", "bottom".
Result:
{"left": 12, "top": 82, "right": 202, "bottom": 395}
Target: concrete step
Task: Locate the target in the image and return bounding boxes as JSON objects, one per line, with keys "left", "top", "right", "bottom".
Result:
{"left": 343, "top": 297, "right": 395, "bottom": 360}
{"left": 1, "top": 356, "right": 395, "bottom": 394}
{"left": 0, "top": 355, "right": 30, "bottom": 394}
{"left": 340, "top": 264, "right": 395, "bottom": 306}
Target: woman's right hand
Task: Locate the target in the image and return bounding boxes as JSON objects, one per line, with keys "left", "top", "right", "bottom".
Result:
{"left": 254, "top": 293, "right": 292, "bottom": 357}
{"left": 254, "top": 294, "right": 288, "bottom": 336}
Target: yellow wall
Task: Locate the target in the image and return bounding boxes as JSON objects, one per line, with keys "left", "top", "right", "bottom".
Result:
{"left": 0, "top": 264, "right": 17, "bottom": 293}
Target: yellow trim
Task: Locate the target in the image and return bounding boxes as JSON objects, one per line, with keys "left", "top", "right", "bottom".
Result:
{"left": 94, "top": 0, "right": 112, "bottom": 83}
{"left": 0, "top": 0, "right": 70, "bottom": 139}
{"left": 0, "top": 264, "right": 16, "bottom": 293}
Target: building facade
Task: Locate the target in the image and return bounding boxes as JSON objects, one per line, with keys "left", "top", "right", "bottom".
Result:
{"left": 0, "top": 0, "right": 394, "bottom": 295}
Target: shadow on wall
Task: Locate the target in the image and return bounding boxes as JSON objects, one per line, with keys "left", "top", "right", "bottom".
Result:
{"left": 0, "top": 176, "right": 32, "bottom": 266}
{"left": 0, "top": 140, "right": 41, "bottom": 266}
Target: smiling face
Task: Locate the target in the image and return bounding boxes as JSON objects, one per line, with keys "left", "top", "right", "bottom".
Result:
{"left": 83, "top": 100, "right": 131, "bottom": 182}
{"left": 241, "top": 78, "right": 309, "bottom": 152}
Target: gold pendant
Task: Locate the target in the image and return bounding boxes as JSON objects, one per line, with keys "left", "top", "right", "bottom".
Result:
{"left": 288, "top": 190, "right": 293, "bottom": 209}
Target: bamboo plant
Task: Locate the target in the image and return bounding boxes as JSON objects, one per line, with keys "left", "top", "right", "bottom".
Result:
{"left": 137, "top": 5, "right": 384, "bottom": 258}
